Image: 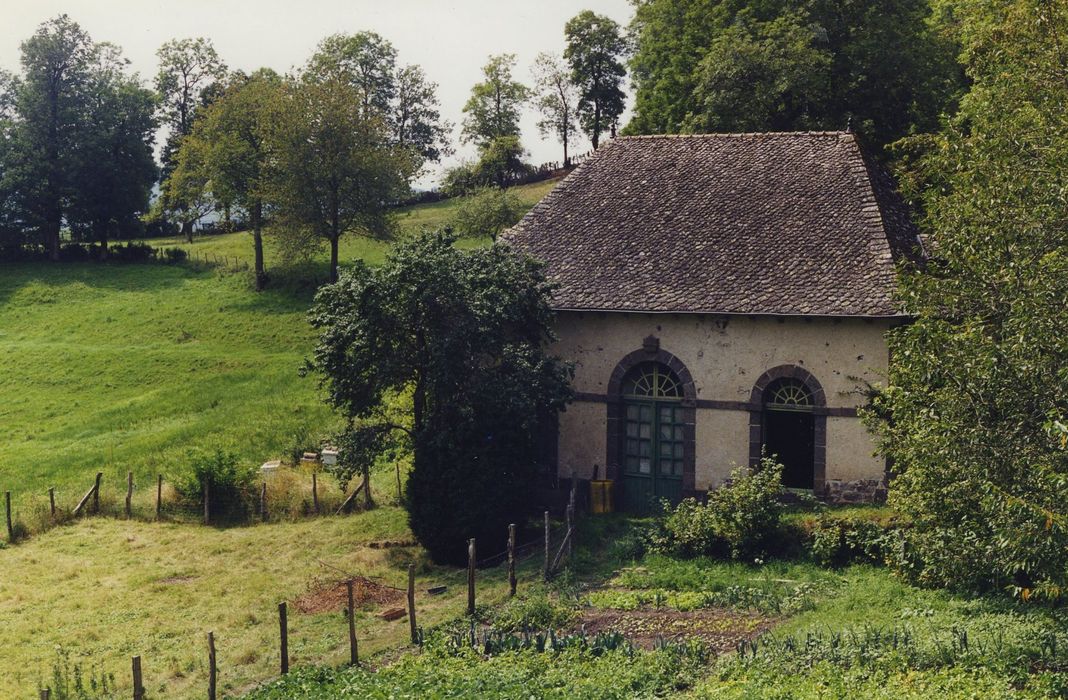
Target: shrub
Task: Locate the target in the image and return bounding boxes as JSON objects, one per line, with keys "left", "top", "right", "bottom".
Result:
{"left": 110, "top": 241, "right": 156, "bottom": 262}
{"left": 58, "top": 243, "right": 91, "bottom": 261}
{"left": 448, "top": 187, "right": 524, "bottom": 241}
{"left": 162, "top": 247, "right": 188, "bottom": 263}
{"left": 492, "top": 589, "right": 576, "bottom": 632}
{"left": 171, "top": 450, "right": 256, "bottom": 522}
{"left": 808, "top": 514, "right": 891, "bottom": 568}
{"left": 650, "top": 457, "right": 786, "bottom": 560}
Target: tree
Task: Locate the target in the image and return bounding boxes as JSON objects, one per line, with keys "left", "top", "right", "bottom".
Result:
{"left": 306, "top": 230, "right": 573, "bottom": 564}
{"left": 449, "top": 187, "right": 525, "bottom": 241}
{"left": 308, "top": 33, "right": 450, "bottom": 173}
{"left": 684, "top": 10, "right": 831, "bottom": 133}
{"left": 564, "top": 10, "right": 627, "bottom": 149}
{"left": 867, "top": 0, "right": 1068, "bottom": 598}
{"left": 626, "top": 0, "right": 962, "bottom": 149}
{"left": 472, "top": 135, "right": 529, "bottom": 189}
{"left": 265, "top": 74, "right": 412, "bottom": 282}
{"left": 0, "top": 71, "right": 22, "bottom": 252}
{"left": 13, "top": 15, "right": 98, "bottom": 261}
{"left": 461, "top": 54, "right": 529, "bottom": 147}
{"left": 531, "top": 52, "right": 579, "bottom": 165}
{"left": 393, "top": 64, "right": 451, "bottom": 167}
{"left": 68, "top": 45, "right": 157, "bottom": 258}
{"left": 171, "top": 69, "right": 280, "bottom": 288}
{"left": 155, "top": 37, "right": 227, "bottom": 196}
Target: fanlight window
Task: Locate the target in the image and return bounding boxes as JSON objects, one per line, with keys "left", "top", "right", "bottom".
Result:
{"left": 622, "top": 363, "right": 683, "bottom": 400}
{"left": 764, "top": 378, "right": 813, "bottom": 411}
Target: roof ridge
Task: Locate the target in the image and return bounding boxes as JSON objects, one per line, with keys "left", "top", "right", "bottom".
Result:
{"left": 615, "top": 131, "right": 850, "bottom": 140}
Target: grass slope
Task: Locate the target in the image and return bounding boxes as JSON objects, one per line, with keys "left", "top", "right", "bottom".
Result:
{"left": 0, "top": 178, "right": 559, "bottom": 504}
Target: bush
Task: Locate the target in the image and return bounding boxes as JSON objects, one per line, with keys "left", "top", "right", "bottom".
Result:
{"left": 492, "top": 589, "right": 576, "bottom": 632}
{"left": 171, "top": 450, "right": 256, "bottom": 522}
{"left": 808, "top": 514, "right": 892, "bottom": 568}
{"left": 109, "top": 241, "right": 156, "bottom": 262}
{"left": 449, "top": 187, "right": 525, "bottom": 241}
{"left": 650, "top": 457, "right": 787, "bottom": 560}
{"left": 162, "top": 247, "right": 188, "bottom": 263}
{"left": 58, "top": 243, "right": 92, "bottom": 261}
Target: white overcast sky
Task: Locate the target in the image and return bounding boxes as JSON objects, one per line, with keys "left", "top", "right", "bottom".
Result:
{"left": 0, "top": 0, "right": 635, "bottom": 188}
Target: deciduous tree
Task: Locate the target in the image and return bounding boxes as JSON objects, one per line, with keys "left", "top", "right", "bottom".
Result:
{"left": 461, "top": 54, "right": 529, "bottom": 147}
{"left": 531, "top": 52, "right": 579, "bottom": 165}
{"left": 564, "top": 11, "right": 626, "bottom": 149}
{"left": 306, "top": 230, "right": 572, "bottom": 564}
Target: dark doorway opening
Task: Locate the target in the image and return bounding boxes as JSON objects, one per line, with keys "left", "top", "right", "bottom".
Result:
{"left": 762, "top": 377, "right": 817, "bottom": 490}
{"left": 763, "top": 409, "right": 815, "bottom": 489}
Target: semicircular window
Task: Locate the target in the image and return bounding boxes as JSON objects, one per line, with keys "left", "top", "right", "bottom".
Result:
{"left": 764, "top": 378, "right": 813, "bottom": 411}
{"left": 622, "top": 362, "right": 683, "bottom": 400}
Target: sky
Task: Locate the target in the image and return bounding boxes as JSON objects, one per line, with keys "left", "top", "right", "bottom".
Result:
{"left": 0, "top": 0, "right": 635, "bottom": 188}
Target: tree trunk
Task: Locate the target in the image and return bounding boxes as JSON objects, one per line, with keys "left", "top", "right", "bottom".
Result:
{"left": 252, "top": 201, "right": 265, "bottom": 291}
{"left": 182, "top": 219, "right": 194, "bottom": 244}
{"left": 329, "top": 234, "right": 339, "bottom": 283}
{"left": 96, "top": 220, "right": 109, "bottom": 261}
{"left": 592, "top": 102, "right": 602, "bottom": 150}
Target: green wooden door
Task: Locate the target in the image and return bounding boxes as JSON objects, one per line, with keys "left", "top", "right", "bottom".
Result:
{"left": 622, "top": 398, "right": 685, "bottom": 515}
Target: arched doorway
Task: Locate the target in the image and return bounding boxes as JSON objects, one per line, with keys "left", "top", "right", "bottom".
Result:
{"left": 619, "top": 362, "right": 687, "bottom": 514}
{"left": 762, "top": 378, "right": 816, "bottom": 489}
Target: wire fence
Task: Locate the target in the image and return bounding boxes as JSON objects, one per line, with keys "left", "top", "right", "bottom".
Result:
{"left": 9, "top": 470, "right": 584, "bottom": 698}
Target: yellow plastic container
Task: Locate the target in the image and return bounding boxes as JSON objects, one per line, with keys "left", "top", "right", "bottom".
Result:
{"left": 590, "top": 480, "right": 614, "bottom": 514}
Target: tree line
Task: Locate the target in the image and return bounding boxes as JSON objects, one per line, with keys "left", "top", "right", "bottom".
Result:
{"left": 0, "top": 11, "right": 629, "bottom": 287}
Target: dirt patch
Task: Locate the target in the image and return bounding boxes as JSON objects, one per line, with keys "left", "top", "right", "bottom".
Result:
{"left": 571, "top": 607, "right": 776, "bottom": 651}
{"left": 158, "top": 575, "right": 196, "bottom": 585}
{"left": 293, "top": 576, "right": 404, "bottom": 615}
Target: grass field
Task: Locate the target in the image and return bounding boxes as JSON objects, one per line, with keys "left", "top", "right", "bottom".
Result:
{"left": 0, "top": 178, "right": 559, "bottom": 507}
{"left": 0, "top": 502, "right": 551, "bottom": 699}
{"left": 138, "top": 178, "right": 559, "bottom": 277}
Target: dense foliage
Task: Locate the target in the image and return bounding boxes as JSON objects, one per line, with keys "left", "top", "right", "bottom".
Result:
{"left": 0, "top": 16, "right": 157, "bottom": 259}
{"left": 869, "top": 0, "right": 1068, "bottom": 598}
{"left": 563, "top": 11, "right": 627, "bottom": 149}
{"left": 448, "top": 186, "right": 525, "bottom": 241}
{"left": 171, "top": 449, "right": 256, "bottom": 521}
{"left": 306, "top": 231, "right": 572, "bottom": 563}
{"left": 626, "top": 0, "right": 962, "bottom": 148}
{"left": 649, "top": 457, "right": 786, "bottom": 560}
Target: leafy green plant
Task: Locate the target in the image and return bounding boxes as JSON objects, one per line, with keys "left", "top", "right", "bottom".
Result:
{"left": 649, "top": 456, "right": 787, "bottom": 560}
{"left": 809, "top": 514, "right": 893, "bottom": 568}
{"left": 42, "top": 647, "right": 116, "bottom": 700}
{"left": 493, "top": 590, "right": 576, "bottom": 633}
{"left": 171, "top": 449, "right": 256, "bottom": 522}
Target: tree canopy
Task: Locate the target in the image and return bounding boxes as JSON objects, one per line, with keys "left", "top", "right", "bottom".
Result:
{"left": 626, "top": 0, "right": 963, "bottom": 149}
{"left": 306, "top": 231, "right": 573, "bottom": 564}
{"left": 564, "top": 10, "right": 627, "bottom": 149}
{"left": 461, "top": 54, "right": 529, "bottom": 148}
{"left": 868, "top": 0, "right": 1068, "bottom": 598}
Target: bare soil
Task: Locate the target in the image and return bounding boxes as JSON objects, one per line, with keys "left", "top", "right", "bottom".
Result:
{"left": 571, "top": 607, "right": 776, "bottom": 651}
{"left": 293, "top": 575, "right": 405, "bottom": 614}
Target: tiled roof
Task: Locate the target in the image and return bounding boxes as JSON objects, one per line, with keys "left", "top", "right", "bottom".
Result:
{"left": 501, "top": 132, "right": 921, "bottom": 317}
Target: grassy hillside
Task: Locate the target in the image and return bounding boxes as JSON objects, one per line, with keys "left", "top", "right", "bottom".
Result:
{"left": 0, "top": 179, "right": 559, "bottom": 504}
{"left": 139, "top": 178, "right": 559, "bottom": 276}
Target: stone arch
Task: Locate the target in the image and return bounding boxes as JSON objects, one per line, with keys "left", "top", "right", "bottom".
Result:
{"left": 748, "top": 365, "right": 827, "bottom": 493}
{"left": 604, "top": 337, "right": 697, "bottom": 498}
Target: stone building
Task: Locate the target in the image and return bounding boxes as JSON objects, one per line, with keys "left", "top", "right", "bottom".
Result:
{"left": 502, "top": 132, "right": 923, "bottom": 513}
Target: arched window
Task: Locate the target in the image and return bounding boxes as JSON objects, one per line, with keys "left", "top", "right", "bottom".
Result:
{"left": 764, "top": 378, "right": 813, "bottom": 411}
{"left": 622, "top": 362, "right": 684, "bottom": 400}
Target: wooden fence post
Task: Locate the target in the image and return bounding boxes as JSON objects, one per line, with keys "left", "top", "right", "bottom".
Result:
{"left": 467, "top": 538, "right": 476, "bottom": 616}
{"left": 407, "top": 563, "right": 418, "bottom": 644}
{"left": 508, "top": 523, "right": 517, "bottom": 597}
{"left": 5, "top": 491, "right": 13, "bottom": 542}
{"left": 48, "top": 487, "right": 56, "bottom": 520}
{"left": 93, "top": 472, "right": 102, "bottom": 514}
{"left": 566, "top": 504, "right": 574, "bottom": 560}
{"left": 207, "top": 632, "right": 217, "bottom": 700}
{"left": 260, "top": 482, "right": 268, "bottom": 522}
{"left": 347, "top": 579, "right": 358, "bottom": 665}
{"left": 278, "top": 602, "right": 289, "bottom": 675}
{"left": 155, "top": 475, "right": 162, "bottom": 520}
{"left": 543, "top": 511, "right": 550, "bottom": 582}
{"left": 125, "top": 472, "right": 133, "bottom": 519}
{"left": 131, "top": 655, "right": 144, "bottom": 700}
{"left": 40, "top": 689, "right": 50, "bottom": 700}
{"left": 203, "top": 479, "right": 210, "bottom": 526}
{"left": 312, "top": 472, "right": 319, "bottom": 515}
{"left": 395, "top": 464, "right": 402, "bottom": 501}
